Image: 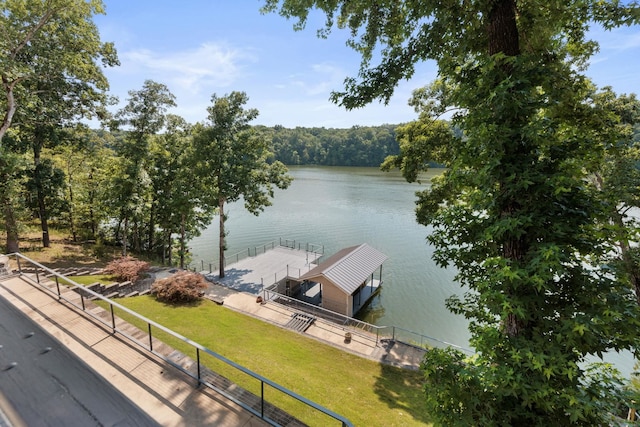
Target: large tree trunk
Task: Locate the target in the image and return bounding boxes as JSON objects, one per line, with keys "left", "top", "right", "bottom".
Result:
{"left": 163, "top": 230, "right": 168, "bottom": 266}
{"left": 0, "top": 156, "right": 19, "bottom": 252}
{"left": 487, "top": 0, "right": 520, "bottom": 56}
{"left": 36, "top": 183, "right": 50, "bottom": 247}
{"left": 148, "top": 196, "right": 156, "bottom": 253}
{"left": 133, "top": 219, "right": 141, "bottom": 253}
{"left": 179, "top": 214, "right": 186, "bottom": 269}
{"left": 88, "top": 170, "right": 97, "bottom": 239}
{"left": 0, "top": 76, "right": 18, "bottom": 143}
{"left": 68, "top": 179, "right": 77, "bottom": 242}
{"left": 218, "top": 197, "right": 226, "bottom": 278}
{"left": 65, "top": 158, "right": 77, "bottom": 242}
{"left": 2, "top": 192, "right": 19, "bottom": 253}
{"left": 33, "top": 133, "right": 50, "bottom": 248}
{"left": 486, "top": 0, "right": 527, "bottom": 338}
{"left": 122, "top": 215, "right": 128, "bottom": 256}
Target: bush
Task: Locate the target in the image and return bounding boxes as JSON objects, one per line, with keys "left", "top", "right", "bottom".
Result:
{"left": 92, "top": 239, "right": 108, "bottom": 259}
{"left": 103, "top": 256, "right": 150, "bottom": 283}
{"left": 151, "top": 271, "right": 208, "bottom": 303}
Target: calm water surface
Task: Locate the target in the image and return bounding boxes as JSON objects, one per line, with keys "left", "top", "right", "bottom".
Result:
{"left": 189, "top": 166, "right": 471, "bottom": 348}
{"left": 189, "top": 166, "right": 634, "bottom": 376}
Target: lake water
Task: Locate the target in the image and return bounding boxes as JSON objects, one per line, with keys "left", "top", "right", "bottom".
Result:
{"left": 189, "top": 165, "right": 634, "bottom": 376}
{"left": 189, "top": 166, "right": 471, "bottom": 348}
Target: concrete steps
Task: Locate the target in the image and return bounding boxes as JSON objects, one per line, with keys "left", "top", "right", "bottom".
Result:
{"left": 284, "top": 312, "right": 315, "bottom": 333}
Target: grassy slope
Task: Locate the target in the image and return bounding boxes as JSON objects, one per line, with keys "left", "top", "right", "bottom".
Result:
{"left": 3, "top": 233, "right": 430, "bottom": 425}
{"left": 65, "top": 275, "right": 116, "bottom": 286}
{"left": 110, "top": 296, "right": 431, "bottom": 427}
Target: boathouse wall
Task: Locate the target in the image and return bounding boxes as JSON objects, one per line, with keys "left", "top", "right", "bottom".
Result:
{"left": 315, "top": 278, "right": 350, "bottom": 316}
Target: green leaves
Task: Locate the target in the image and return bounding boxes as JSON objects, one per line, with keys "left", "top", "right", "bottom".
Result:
{"left": 265, "top": 0, "right": 640, "bottom": 423}
{"left": 193, "top": 92, "right": 293, "bottom": 275}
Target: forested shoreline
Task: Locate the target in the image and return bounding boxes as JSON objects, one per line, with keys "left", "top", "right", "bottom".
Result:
{"left": 2, "top": 112, "right": 407, "bottom": 265}
{"left": 263, "top": 124, "right": 400, "bottom": 166}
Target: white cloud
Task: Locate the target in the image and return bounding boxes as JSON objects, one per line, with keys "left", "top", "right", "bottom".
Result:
{"left": 590, "top": 26, "right": 640, "bottom": 52}
{"left": 119, "top": 42, "right": 256, "bottom": 93}
{"left": 287, "top": 62, "right": 347, "bottom": 96}
{"left": 255, "top": 95, "right": 418, "bottom": 128}
{"left": 616, "top": 32, "right": 640, "bottom": 51}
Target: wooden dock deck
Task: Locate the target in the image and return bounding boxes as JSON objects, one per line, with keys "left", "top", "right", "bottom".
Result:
{"left": 203, "top": 246, "right": 322, "bottom": 294}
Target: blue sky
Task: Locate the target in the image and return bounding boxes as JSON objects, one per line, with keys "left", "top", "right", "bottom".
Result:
{"left": 95, "top": 2, "right": 640, "bottom": 128}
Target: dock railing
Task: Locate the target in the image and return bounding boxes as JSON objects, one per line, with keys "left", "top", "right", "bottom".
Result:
{"left": 4, "top": 252, "right": 353, "bottom": 427}
{"left": 196, "top": 238, "right": 324, "bottom": 274}
{"left": 263, "top": 287, "right": 474, "bottom": 355}
{"left": 377, "top": 325, "right": 473, "bottom": 354}
{"left": 259, "top": 262, "right": 318, "bottom": 289}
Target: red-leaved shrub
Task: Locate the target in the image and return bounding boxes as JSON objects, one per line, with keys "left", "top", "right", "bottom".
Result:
{"left": 151, "top": 271, "right": 208, "bottom": 303}
{"left": 103, "top": 256, "right": 150, "bottom": 283}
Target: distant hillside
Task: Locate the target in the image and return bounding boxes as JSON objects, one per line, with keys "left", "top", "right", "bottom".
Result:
{"left": 255, "top": 124, "right": 401, "bottom": 167}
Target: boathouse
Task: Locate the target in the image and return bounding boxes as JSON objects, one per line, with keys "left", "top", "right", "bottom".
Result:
{"left": 297, "top": 243, "right": 388, "bottom": 317}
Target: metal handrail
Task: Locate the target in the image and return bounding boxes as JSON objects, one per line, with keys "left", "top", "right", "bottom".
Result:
{"left": 379, "top": 325, "right": 474, "bottom": 354}
{"left": 200, "top": 240, "right": 473, "bottom": 354}
{"left": 5, "top": 252, "right": 353, "bottom": 427}
{"left": 264, "top": 287, "right": 474, "bottom": 355}
{"left": 198, "top": 239, "right": 324, "bottom": 274}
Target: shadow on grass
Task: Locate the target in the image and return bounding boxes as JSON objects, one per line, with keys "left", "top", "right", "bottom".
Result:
{"left": 16, "top": 239, "right": 109, "bottom": 269}
{"left": 374, "top": 363, "right": 431, "bottom": 425}
{"left": 155, "top": 297, "right": 207, "bottom": 309}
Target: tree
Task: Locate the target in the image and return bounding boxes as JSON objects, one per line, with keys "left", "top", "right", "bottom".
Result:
{"left": 0, "top": 0, "right": 118, "bottom": 251}
{"left": 0, "top": 145, "right": 26, "bottom": 253}
{"left": 587, "top": 89, "right": 640, "bottom": 304}
{"left": 264, "top": 124, "right": 399, "bottom": 166}
{"left": 52, "top": 128, "right": 115, "bottom": 242}
{"left": 263, "top": 0, "right": 640, "bottom": 424}
{"left": 149, "top": 114, "right": 213, "bottom": 268}
{"left": 193, "top": 92, "right": 292, "bottom": 278}
{"left": 110, "top": 80, "right": 176, "bottom": 255}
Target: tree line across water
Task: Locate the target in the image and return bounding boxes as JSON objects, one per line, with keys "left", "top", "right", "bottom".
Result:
{"left": 264, "top": 123, "right": 400, "bottom": 166}
{"left": 1, "top": 77, "right": 408, "bottom": 268}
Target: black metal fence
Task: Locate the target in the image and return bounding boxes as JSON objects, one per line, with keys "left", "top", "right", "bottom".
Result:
{"left": 5, "top": 252, "right": 353, "bottom": 427}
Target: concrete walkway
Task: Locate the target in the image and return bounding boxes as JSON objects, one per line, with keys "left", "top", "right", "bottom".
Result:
{"left": 0, "top": 274, "right": 269, "bottom": 427}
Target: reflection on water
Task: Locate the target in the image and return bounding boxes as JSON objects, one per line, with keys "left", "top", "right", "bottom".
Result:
{"left": 356, "top": 293, "right": 386, "bottom": 324}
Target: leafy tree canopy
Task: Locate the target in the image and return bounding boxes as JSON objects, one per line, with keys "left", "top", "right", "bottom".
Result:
{"left": 193, "top": 91, "right": 292, "bottom": 277}
{"left": 0, "top": 0, "right": 117, "bottom": 252}
{"left": 263, "top": 124, "right": 400, "bottom": 166}
{"left": 264, "top": 0, "right": 640, "bottom": 424}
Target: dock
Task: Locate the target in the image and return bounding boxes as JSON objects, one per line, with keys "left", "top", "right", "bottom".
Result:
{"left": 203, "top": 245, "right": 321, "bottom": 293}
{"left": 202, "top": 242, "right": 388, "bottom": 320}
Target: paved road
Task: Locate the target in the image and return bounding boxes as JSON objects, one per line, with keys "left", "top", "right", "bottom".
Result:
{"left": 0, "top": 293, "right": 161, "bottom": 427}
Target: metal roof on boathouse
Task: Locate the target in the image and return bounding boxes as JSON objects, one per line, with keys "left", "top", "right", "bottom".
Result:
{"left": 299, "top": 243, "right": 388, "bottom": 295}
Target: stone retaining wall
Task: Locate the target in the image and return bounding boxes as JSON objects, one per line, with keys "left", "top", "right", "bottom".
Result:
{"left": 0, "top": 255, "right": 9, "bottom": 277}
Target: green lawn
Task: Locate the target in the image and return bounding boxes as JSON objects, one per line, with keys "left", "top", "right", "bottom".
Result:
{"left": 66, "top": 274, "right": 116, "bottom": 286}
{"left": 105, "top": 295, "right": 431, "bottom": 427}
